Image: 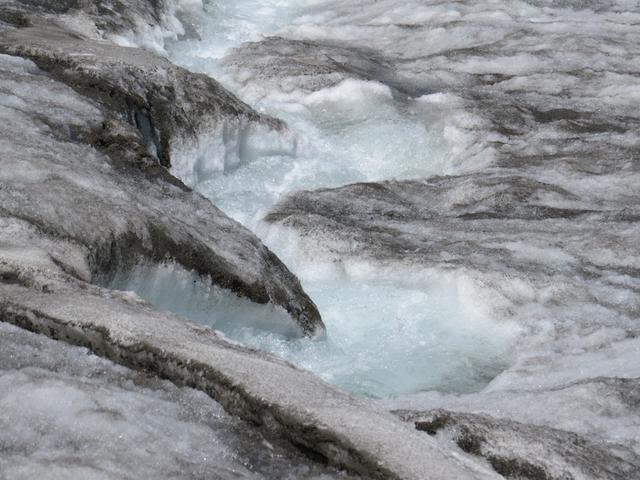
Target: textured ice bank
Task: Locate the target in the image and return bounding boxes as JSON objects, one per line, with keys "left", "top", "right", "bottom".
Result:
{"left": 0, "top": 322, "right": 351, "bottom": 480}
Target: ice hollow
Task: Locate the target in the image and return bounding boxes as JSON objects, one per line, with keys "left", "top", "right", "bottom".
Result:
{"left": 3, "top": 0, "right": 640, "bottom": 478}
{"left": 1, "top": 265, "right": 497, "bottom": 479}
{"left": 107, "top": 256, "right": 516, "bottom": 398}
{"left": 107, "top": 261, "right": 306, "bottom": 339}
{"left": 223, "top": 253, "right": 518, "bottom": 399}
{"left": 180, "top": 76, "right": 486, "bottom": 227}
{"left": 156, "top": 1, "right": 513, "bottom": 400}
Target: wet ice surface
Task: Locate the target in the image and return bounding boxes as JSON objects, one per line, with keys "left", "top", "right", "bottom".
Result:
{"left": 0, "top": 322, "right": 352, "bottom": 480}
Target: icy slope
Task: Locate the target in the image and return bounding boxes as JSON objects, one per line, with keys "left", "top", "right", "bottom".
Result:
{"left": 0, "top": 322, "right": 353, "bottom": 480}
{"left": 0, "top": 3, "right": 500, "bottom": 478}
{"left": 0, "top": 26, "right": 322, "bottom": 335}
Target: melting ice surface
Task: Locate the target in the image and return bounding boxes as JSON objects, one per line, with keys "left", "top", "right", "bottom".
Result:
{"left": 118, "top": 0, "right": 517, "bottom": 400}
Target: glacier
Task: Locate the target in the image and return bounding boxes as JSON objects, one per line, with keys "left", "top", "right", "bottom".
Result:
{"left": 1, "top": 0, "right": 639, "bottom": 479}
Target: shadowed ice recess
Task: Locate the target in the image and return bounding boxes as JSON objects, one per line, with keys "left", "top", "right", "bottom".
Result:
{"left": 112, "top": 0, "right": 517, "bottom": 399}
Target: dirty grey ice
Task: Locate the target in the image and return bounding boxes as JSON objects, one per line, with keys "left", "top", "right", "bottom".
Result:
{"left": 0, "top": 1, "right": 639, "bottom": 479}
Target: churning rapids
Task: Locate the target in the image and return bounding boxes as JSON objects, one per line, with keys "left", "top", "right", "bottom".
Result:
{"left": 108, "top": 0, "right": 519, "bottom": 400}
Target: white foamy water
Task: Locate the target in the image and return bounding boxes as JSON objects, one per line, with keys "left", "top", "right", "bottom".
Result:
{"left": 117, "top": 0, "right": 518, "bottom": 399}
{"left": 110, "top": 257, "right": 515, "bottom": 398}
{"left": 220, "top": 254, "right": 516, "bottom": 398}
{"left": 167, "top": 1, "right": 490, "bottom": 224}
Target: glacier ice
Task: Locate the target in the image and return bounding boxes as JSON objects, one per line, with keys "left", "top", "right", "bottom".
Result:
{"left": 107, "top": 261, "right": 304, "bottom": 339}
{"left": 0, "top": 322, "right": 354, "bottom": 480}
{"left": 145, "top": 0, "right": 518, "bottom": 400}
{"left": 162, "top": 0, "right": 640, "bottom": 475}
{"left": 2, "top": 0, "right": 640, "bottom": 478}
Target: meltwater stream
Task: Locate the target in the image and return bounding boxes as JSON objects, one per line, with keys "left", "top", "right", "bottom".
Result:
{"left": 114, "top": 0, "right": 516, "bottom": 400}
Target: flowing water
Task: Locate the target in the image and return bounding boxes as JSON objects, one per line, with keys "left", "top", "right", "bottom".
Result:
{"left": 117, "top": 0, "right": 519, "bottom": 400}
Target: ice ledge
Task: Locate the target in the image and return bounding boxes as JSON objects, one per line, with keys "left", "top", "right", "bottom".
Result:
{"left": 0, "top": 273, "right": 498, "bottom": 480}
{"left": 0, "top": 21, "right": 286, "bottom": 164}
{"left": 395, "top": 409, "right": 639, "bottom": 479}
{"left": 0, "top": 22, "right": 322, "bottom": 335}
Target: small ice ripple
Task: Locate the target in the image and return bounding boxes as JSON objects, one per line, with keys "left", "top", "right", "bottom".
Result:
{"left": 0, "top": 322, "right": 354, "bottom": 480}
